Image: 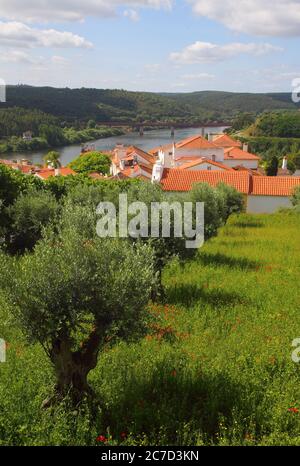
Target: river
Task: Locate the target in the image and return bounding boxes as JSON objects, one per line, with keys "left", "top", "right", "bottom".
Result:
{"left": 3, "top": 126, "right": 229, "bottom": 166}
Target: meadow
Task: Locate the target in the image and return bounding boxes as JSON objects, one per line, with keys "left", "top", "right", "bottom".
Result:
{"left": 1, "top": 211, "right": 300, "bottom": 446}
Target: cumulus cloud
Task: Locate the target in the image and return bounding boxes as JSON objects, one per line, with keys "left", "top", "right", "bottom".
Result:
{"left": 0, "top": 0, "right": 172, "bottom": 22}
{"left": 170, "top": 41, "right": 283, "bottom": 64}
{"left": 0, "top": 21, "right": 93, "bottom": 48}
{"left": 188, "top": 0, "right": 300, "bottom": 37}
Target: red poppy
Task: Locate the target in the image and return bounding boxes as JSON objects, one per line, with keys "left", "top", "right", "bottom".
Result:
{"left": 171, "top": 369, "right": 177, "bottom": 377}
{"left": 288, "top": 407, "right": 299, "bottom": 414}
{"left": 120, "top": 432, "right": 127, "bottom": 439}
{"left": 96, "top": 435, "right": 107, "bottom": 443}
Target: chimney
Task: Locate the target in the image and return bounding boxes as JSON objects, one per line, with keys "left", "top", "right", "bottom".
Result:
{"left": 282, "top": 157, "right": 288, "bottom": 170}
{"left": 54, "top": 167, "right": 61, "bottom": 177}
{"left": 243, "top": 143, "right": 249, "bottom": 153}
{"left": 208, "top": 133, "right": 213, "bottom": 142}
{"left": 120, "top": 159, "right": 125, "bottom": 171}
{"left": 152, "top": 160, "right": 164, "bottom": 183}
{"left": 114, "top": 144, "right": 127, "bottom": 162}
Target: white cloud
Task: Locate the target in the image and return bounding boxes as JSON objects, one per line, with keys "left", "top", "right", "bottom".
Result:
{"left": 0, "top": 21, "right": 93, "bottom": 48}
{"left": 188, "top": 0, "right": 300, "bottom": 37}
{"left": 182, "top": 72, "right": 215, "bottom": 79}
{"left": 51, "top": 55, "right": 70, "bottom": 66}
{"left": 170, "top": 41, "right": 283, "bottom": 64}
{"left": 0, "top": 0, "right": 173, "bottom": 23}
{"left": 124, "top": 9, "right": 140, "bottom": 21}
{"left": 0, "top": 50, "right": 39, "bottom": 63}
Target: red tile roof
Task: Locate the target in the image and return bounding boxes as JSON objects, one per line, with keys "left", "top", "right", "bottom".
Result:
{"left": 161, "top": 169, "right": 250, "bottom": 194}
{"left": 213, "top": 134, "right": 242, "bottom": 148}
{"left": 251, "top": 176, "right": 300, "bottom": 196}
{"left": 149, "top": 143, "right": 173, "bottom": 156}
{"left": 179, "top": 158, "right": 234, "bottom": 171}
{"left": 127, "top": 146, "right": 156, "bottom": 165}
{"left": 224, "top": 147, "right": 260, "bottom": 161}
{"left": 36, "top": 168, "right": 75, "bottom": 180}
{"left": 176, "top": 135, "right": 217, "bottom": 150}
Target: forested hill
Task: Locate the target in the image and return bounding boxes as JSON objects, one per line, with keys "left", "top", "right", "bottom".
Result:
{"left": 1, "top": 85, "right": 298, "bottom": 124}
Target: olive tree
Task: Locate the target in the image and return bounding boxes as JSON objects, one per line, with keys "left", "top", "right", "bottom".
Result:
{"left": 3, "top": 207, "right": 155, "bottom": 405}
{"left": 6, "top": 190, "right": 60, "bottom": 254}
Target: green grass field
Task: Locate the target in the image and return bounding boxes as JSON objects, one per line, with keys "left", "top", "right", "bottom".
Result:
{"left": 1, "top": 212, "right": 300, "bottom": 446}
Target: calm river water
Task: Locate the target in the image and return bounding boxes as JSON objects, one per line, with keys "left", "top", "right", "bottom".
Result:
{"left": 3, "top": 126, "right": 228, "bottom": 166}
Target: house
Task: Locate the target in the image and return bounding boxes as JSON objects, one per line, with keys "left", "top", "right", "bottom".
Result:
{"left": 248, "top": 176, "right": 300, "bottom": 213}
{"left": 149, "top": 133, "right": 260, "bottom": 171}
{"left": 178, "top": 158, "right": 234, "bottom": 172}
{"left": 22, "top": 131, "right": 33, "bottom": 141}
{"left": 223, "top": 147, "right": 260, "bottom": 170}
{"left": 212, "top": 134, "right": 242, "bottom": 148}
{"left": 0, "top": 159, "right": 75, "bottom": 179}
{"left": 160, "top": 169, "right": 251, "bottom": 196}
{"left": 35, "top": 167, "right": 75, "bottom": 180}
{"left": 157, "top": 168, "right": 300, "bottom": 214}
{"left": 111, "top": 145, "right": 156, "bottom": 180}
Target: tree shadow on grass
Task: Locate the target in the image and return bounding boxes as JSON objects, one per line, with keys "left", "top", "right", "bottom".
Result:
{"left": 166, "top": 282, "right": 250, "bottom": 308}
{"left": 100, "top": 360, "right": 252, "bottom": 445}
{"left": 198, "top": 252, "right": 260, "bottom": 271}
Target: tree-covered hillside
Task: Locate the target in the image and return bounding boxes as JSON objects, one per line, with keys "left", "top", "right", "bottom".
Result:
{"left": 1, "top": 85, "right": 298, "bottom": 125}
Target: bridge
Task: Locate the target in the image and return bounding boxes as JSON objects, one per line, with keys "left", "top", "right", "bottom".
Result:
{"left": 100, "top": 121, "right": 231, "bottom": 137}
{"left": 100, "top": 121, "right": 231, "bottom": 129}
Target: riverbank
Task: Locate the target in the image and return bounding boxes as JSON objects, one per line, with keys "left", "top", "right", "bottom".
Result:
{"left": 0, "top": 126, "right": 125, "bottom": 155}
{"left": 1, "top": 126, "right": 229, "bottom": 166}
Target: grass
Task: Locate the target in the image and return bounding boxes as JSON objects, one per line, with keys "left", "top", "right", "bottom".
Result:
{"left": 1, "top": 211, "right": 300, "bottom": 445}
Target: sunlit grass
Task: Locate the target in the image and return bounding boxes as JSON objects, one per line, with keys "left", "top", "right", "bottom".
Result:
{"left": 1, "top": 211, "right": 300, "bottom": 445}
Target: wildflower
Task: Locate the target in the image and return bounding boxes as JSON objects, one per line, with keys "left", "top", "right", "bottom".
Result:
{"left": 96, "top": 435, "right": 108, "bottom": 443}
{"left": 288, "top": 407, "right": 299, "bottom": 414}
{"left": 171, "top": 369, "right": 177, "bottom": 377}
{"left": 120, "top": 432, "right": 127, "bottom": 440}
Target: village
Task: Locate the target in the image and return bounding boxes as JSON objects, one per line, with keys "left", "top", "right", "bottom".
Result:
{"left": 2, "top": 131, "right": 300, "bottom": 214}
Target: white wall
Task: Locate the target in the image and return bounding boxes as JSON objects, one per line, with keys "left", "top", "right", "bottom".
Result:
{"left": 180, "top": 162, "right": 226, "bottom": 171}
{"left": 223, "top": 160, "right": 259, "bottom": 170}
{"left": 176, "top": 147, "right": 224, "bottom": 162}
{"left": 247, "top": 195, "right": 292, "bottom": 214}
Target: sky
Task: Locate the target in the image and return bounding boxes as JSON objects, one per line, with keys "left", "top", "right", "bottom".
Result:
{"left": 0, "top": 0, "right": 300, "bottom": 93}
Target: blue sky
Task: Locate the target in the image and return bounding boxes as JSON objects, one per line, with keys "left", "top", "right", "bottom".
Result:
{"left": 0, "top": 0, "right": 300, "bottom": 93}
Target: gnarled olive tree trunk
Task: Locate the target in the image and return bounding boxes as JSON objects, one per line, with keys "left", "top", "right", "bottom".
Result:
{"left": 43, "top": 326, "right": 103, "bottom": 407}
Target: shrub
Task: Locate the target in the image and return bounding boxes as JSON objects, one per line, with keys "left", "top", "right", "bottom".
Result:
{"left": 216, "top": 183, "right": 245, "bottom": 221}
{"left": 69, "top": 152, "right": 111, "bottom": 175}
{"left": 6, "top": 190, "right": 60, "bottom": 254}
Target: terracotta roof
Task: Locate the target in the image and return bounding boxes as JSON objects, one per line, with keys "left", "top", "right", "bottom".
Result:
{"left": 213, "top": 134, "right": 242, "bottom": 148}
{"left": 251, "top": 177, "right": 300, "bottom": 196}
{"left": 224, "top": 147, "right": 260, "bottom": 161}
{"left": 176, "top": 135, "right": 217, "bottom": 150}
{"left": 161, "top": 169, "right": 250, "bottom": 194}
{"left": 127, "top": 146, "right": 156, "bottom": 165}
{"left": 149, "top": 143, "right": 173, "bottom": 155}
{"left": 0, "top": 159, "right": 41, "bottom": 174}
{"left": 36, "top": 168, "right": 75, "bottom": 180}
{"left": 178, "top": 158, "right": 234, "bottom": 171}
